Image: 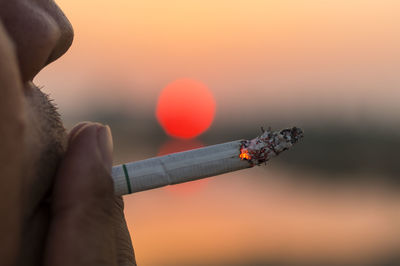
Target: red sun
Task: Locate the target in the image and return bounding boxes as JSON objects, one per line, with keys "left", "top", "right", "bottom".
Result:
{"left": 156, "top": 79, "right": 216, "bottom": 139}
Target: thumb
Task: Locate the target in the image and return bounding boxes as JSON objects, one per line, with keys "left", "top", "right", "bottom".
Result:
{"left": 45, "top": 122, "right": 117, "bottom": 266}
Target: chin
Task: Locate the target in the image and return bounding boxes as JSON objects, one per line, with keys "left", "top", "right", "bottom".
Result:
{"left": 22, "top": 85, "right": 67, "bottom": 214}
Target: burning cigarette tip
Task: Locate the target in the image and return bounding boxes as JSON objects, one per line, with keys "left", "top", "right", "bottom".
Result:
{"left": 239, "top": 126, "right": 303, "bottom": 166}
{"left": 280, "top": 126, "right": 304, "bottom": 144}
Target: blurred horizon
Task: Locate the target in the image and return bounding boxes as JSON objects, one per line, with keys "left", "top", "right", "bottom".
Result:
{"left": 35, "top": 1, "right": 400, "bottom": 265}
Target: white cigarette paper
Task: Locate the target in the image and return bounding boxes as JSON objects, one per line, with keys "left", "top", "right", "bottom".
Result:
{"left": 112, "top": 127, "right": 303, "bottom": 196}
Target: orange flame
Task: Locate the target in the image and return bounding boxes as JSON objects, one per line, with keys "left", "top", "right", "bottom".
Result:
{"left": 239, "top": 149, "right": 251, "bottom": 160}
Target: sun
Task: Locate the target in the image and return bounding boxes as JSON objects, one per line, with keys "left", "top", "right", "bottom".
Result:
{"left": 156, "top": 78, "right": 216, "bottom": 139}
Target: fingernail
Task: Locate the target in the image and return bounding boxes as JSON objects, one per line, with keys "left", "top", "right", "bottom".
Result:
{"left": 68, "top": 122, "right": 91, "bottom": 142}
{"left": 96, "top": 125, "right": 113, "bottom": 173}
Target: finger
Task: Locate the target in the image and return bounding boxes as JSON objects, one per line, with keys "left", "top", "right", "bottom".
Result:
{"left": 68, "top": 122, "right": 136, "bottom": 265}
{"left": 69, "top": 122, "right": 136, "bottom": 265}
{"left": 45, "top": 123, "right": 117, "bottom": 266}
{"left": 0, "top": 20, "right": 25, "bottom": 266}
{"left": 112, "top": 197, "right": 136, "bottom": 266}
{"left": 68, "top": 121, "right": 90, "bottom": 140}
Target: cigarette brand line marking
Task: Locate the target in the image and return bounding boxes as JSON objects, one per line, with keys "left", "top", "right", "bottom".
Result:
{"left": 122, "top": 164, "right": 132, "bottom": 194}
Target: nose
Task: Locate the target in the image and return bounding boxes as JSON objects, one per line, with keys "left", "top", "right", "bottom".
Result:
{"left": 0, "top": 0, "right": 74, "bottom": 82}
{"left": 40, "top": 0, "right": 74, "bottom": 65}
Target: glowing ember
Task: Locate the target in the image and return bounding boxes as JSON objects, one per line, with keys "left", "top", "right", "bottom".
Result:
{"left": 239, "top": 127, "right": 303, "bottom": 166}
{"left": 239, "top": 149, "right": 251, "bottom": 160}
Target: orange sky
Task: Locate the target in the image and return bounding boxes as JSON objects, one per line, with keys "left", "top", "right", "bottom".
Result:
{"left": 36, "top": 0, "right": 400, "bottom": 120}
{"left": 33, "top": 1, "right": 400, "bottom": 264}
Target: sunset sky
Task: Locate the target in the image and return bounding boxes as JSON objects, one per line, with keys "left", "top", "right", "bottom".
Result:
{"left": 37, "top": 0, "right": 400, "bottom": 121}
{"left": 34, "top": 1, "right": 400, "bottom": 264}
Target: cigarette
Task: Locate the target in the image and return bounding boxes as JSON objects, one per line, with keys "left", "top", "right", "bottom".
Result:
{"left": 112, "top": 127, "right": 303, "bottom": 196}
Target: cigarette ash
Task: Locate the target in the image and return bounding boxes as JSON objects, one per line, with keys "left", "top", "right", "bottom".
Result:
{"left": 239, "top": 127, "right": 304, "bottom": 166}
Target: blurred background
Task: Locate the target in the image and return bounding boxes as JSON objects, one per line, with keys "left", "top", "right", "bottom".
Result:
{"left": 36, "top": 1, "right": 400, "bottom": 265}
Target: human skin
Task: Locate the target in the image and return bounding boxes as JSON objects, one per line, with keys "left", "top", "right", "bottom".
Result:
{"left": 0, "top": 1, "right": 135, "bottom": 265}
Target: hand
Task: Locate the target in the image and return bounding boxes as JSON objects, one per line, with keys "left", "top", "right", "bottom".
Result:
{"left": 0, "top": 21, "right": 135, "bottom": 266}
{"left": 45, "top": 122, "right": 136, "bottom": 266}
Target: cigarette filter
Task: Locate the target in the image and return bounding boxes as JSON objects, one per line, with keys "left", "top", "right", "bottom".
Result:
{"left": 112, "top": 127, "right": 303, "bottom": 196}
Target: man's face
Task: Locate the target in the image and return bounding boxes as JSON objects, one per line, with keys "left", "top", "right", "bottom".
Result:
{"left": 0, "top": 0, "right": 74, "bottom": 263}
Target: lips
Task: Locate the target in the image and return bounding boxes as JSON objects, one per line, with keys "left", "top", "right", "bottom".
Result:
{"left": 0, "top": 0, "right": 74, "bottom": 82}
